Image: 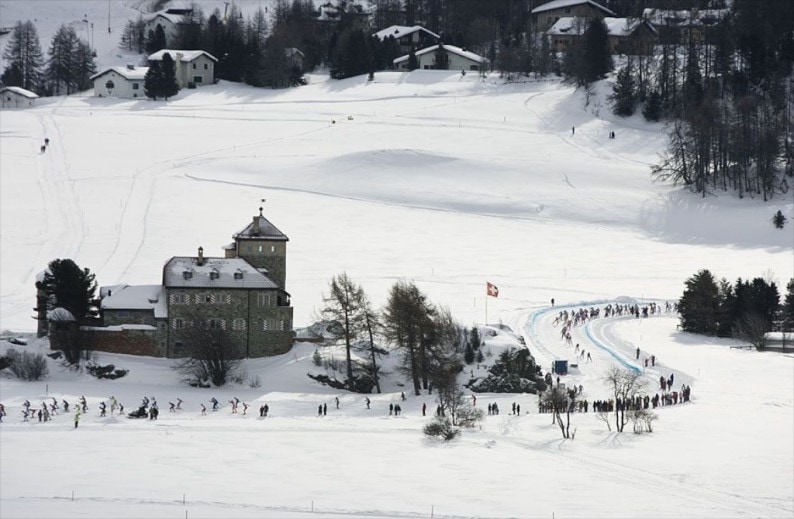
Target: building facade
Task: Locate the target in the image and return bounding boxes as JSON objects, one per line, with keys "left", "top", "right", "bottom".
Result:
{"left": 52, "top": 210, "right": 294, "bottom": 358}
{"left": 91, "top": 66, "right": 148, "bottom": 99}
{"left": 0, "top": 86, "right": 38, "bottom": 108}
{"left": 147, "top": 49, "right": 217, "bottom": 88}
{"left": 531, "top": 0, "right": 615, "bottom": 32}
{"left": 394, "top": 44, "right": 487, "bottom": 71}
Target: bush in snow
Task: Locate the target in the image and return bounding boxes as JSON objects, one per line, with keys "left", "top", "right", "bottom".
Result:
{"left": 423, "top": 417, "right": 460, "bottom": 441}
{"left": 312, "top": 349, "right": 322, "bottom": 366}
{"left": 85, "top": 362, "right": 128, "bottom": 380}
{"left": 4, "top": 348, "right": 49, "bottom": 381}
{"left": 468, "top": 348, "right": 543, "bottom": 394}
{"left": 773, "top": 210, "right": 787, "bottom": 229}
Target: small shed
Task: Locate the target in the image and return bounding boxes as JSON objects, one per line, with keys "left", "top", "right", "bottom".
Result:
{"left": 0, "top": 86, "right": 38, "bottom": 108}
{"left": 551, "top": 359, "right": 569, "bottom": 375}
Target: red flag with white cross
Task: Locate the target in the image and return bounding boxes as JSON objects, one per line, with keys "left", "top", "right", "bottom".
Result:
{"left": 486, "top": 282, "right": 499, "bottom": 298}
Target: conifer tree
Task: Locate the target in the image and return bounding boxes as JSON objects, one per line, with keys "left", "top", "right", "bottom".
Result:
{"left": 610, "top": 59, "right": 636, "bottom": 117}
{"left": 46, "top": 25, "right": 79, "bottom": 94}
{"left": 783, "top": 279, "right": 794, "bottom": 331}
{"left": 642, "top": 90, "right": 662, "bottom": 121}
{"left": 159, "top": 52, "right": 180, "bottom": 100}
{"left": 2, "top": 20, "right": 44, "bottom": 92}
{"left": 146, "top": 24, "right": 167, "bottom": 54}
{"left": 144, "top": 61, "right": 162, "bottom": 99}
{"left": 72, "top": 39, "right": 97, "bottom": 92}
{"left": 678, "top": 269, "right": 721, "bottom": 335}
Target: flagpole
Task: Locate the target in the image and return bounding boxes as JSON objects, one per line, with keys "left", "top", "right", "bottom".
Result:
{"left": 485, "top": 293, "right": 488, "bottom": 325}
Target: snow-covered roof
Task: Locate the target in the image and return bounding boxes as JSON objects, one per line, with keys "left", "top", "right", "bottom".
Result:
{"left": 148, "top": 49, "right": 218, "bottom": 63}
{"left": 101, "top": 284, "right": 167, "bottom": 319}
{"left": 0, "top": 86, "right": 39, "bottom": 99}
{"left": 90, "top": 66, "right": 148, "bottom": 81}
{"left": 546, "top": 17, "right": 588, "bottom": 36}
{"left": 642, "top": 8, "right": 729, "bottom": 28}
{"left": 144, "top": 11, "right": 185, "bottom": 25}
{"left": 393, "top": 44, "right": 487, "bottom": 65}
{"left": 547, "top": 17, "right": 656, "bottom": 37}
{"left": 233, "top": 214, "right": 289, "bottom": 242}
{"left": 47, "top": 307, "right": 76, "bottom": 321}
{"left": 532, "top": 0, "right": 615, "bottom": 16}
{"left": 373, "top": 25, "right": 440, "bottom": 42}
{"left": 163, "top": 257, "right": 279, "bottom": 289}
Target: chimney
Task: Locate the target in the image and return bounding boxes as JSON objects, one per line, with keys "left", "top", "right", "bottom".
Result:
{"left": 252, "top": 207, "right": 262, "bottom": 236}
{"left": 126, "top": 64, "right": 135, "bottom": 70}
{"left": 197, "top": 246, "right": 204, "bottom": 266}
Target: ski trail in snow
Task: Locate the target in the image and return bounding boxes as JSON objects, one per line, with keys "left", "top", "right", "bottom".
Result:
{"left": 0, "top": 111, "right": 86, "bottom": 324}
{"left": 97, "top": 124, "right": 332, "bottom": 282}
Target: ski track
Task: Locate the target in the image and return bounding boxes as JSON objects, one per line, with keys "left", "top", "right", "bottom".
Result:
{"left": 0, "top": 108, "right": 85, "bottom": 324}
{"left": 97, "top": 124, "right": 332, "bottom": 281}
{"left": 516, "top": 301, "right": 789, "bottom": 517}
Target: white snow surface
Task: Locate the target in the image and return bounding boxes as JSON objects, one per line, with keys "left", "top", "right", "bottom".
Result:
{"left": 0, "top": 20, "right": 793, "bottom": 516}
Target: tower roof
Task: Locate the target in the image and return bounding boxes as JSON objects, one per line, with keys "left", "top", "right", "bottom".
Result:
{"left": 233, "top": 211, "right": 289, "bottom": 242}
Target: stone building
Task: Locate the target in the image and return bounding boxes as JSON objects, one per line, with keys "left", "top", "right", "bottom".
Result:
{"left": 55, "top": 209, "right": 294, "bottom": 358}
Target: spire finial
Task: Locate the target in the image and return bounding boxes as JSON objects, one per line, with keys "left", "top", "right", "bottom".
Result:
{"left": 259, "top": 198, "right": 265, "bottom": 216}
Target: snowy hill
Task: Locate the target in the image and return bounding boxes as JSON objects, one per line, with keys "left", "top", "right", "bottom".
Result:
{"left": 1, "top": 10, "right": 793, "bottom": 515}
{"left": 1, "top": 73, "right": 791, "bottom": 333}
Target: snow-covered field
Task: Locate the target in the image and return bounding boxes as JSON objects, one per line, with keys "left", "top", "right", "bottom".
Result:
{"left": 1, "top": 21, "right": 793, "bottom": 517}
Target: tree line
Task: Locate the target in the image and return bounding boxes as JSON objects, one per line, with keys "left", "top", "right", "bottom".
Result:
{"left": 603, "top": 0, "right": 794, "bottom": 202}
{"left": 2, "top": 21, "right": 96, "bottom": 95}
{"left": 678, "top": 269, "right": 794, "bottom": 349}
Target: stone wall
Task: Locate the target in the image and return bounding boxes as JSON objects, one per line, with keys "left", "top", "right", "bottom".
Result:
{"left": 81, "top": 326, "right": 163, "bottom": 357}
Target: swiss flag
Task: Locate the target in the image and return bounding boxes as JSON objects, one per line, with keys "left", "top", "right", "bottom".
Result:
{"left": 487, "top": 282, "right": 499, "bottom": 298}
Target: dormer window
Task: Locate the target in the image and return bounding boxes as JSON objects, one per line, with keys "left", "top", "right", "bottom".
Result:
{"left": 234, "top": 270, "right": 243, "bottom": 280}
{"left": 183, "top": 271, "right": 192, "bottom": 280}
{"left": 210, "top": 269, "right": 219, "bottom": 280}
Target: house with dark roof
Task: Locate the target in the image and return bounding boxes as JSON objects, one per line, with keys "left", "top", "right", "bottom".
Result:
{"left": 531, "top": 0, "right": 615, "bottom": 32}
{"left": 55, "top": 209, "right": 295, "bottom": 358}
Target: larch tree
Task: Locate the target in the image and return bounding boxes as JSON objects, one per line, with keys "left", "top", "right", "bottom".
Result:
{"left": 321, "top": 272, "right": 365, "bottom": 389}
{"left": 2, "top": 20, "right": 44, "bottom": 92}
{"left": 382, "top": 280, "right": 435, "bottom": 395}
{"left": 46, "top": 25, "right": 79, "bottom": 94}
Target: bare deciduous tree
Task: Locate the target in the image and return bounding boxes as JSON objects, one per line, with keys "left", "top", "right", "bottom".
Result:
{"left": 603, "top": 366, "right": 646, "bottom": 433}
{"left": 542, "top": 386, "right": 576, "bottom": 439}
{"left": 172, "top": 325, "right": 242, "bottom": 387}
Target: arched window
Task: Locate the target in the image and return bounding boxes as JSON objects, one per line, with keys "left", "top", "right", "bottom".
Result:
{"left": 105, "top": 80, "right": 115, "bottom": 90}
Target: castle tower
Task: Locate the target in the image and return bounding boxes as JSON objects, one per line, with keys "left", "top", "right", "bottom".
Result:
{"left": 226, "top": 207, "right": 288, "bottom": 291}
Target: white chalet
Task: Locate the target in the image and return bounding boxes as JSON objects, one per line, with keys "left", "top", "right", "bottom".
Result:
{"left": 0, "top": 86, "right": 38, "bottom": 108}
{"left": 393, "top": 44, "right": 487, "bottom": 71}
{"left": 144, "top": 9, "right": 190, "bottom": 47}
{"left": 147, "top": 49, "right": 217, "bottom": 88}
{"left": 91, "top": 65, "right": 148, "bottom": 99}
